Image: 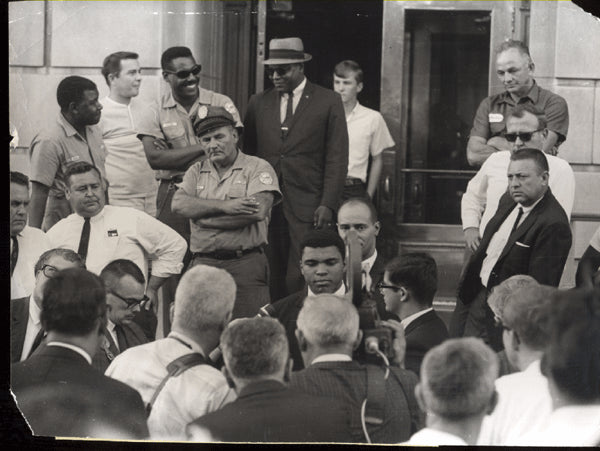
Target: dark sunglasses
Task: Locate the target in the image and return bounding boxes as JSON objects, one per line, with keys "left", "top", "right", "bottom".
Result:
{"left": 266, "top": 66, "right": 292, "bottom": 77}
{"left": 376, "top": 282, "right": 401, "bottom": 292}
{"left": 164, "top": 64, "right": 202, "bottom": 79}
{"left": 109, "top": 290, "right": 149, "bottom": 309}
{"left": 504, "top": 128, "right": 544, "bottom": 143}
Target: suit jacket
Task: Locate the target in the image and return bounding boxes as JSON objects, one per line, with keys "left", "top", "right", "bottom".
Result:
{"left": 11, "top": 345, "right": 149, "bottom": 439}
{"left": 458, "top": 189, "right": 572, "bottom": 305}
{"left": 289, "top": 360, "right": 424, "bottom": 444}
{"left": 187, "top": 379, "right": 351, "bottom": 443}
{"left": 271, "top": 288, "right": 308, "bottom": 371}
{"left": 404, "top": 310, "right": 449, "bottom": 375}
{"left": 92, "top": 322, "right": 149, "bottom": 373}
{"left": 10, "top": 297, "right": 30, "bottom": 363}
{"left": 243, "top": 80, "right": 349, "bottom": 221}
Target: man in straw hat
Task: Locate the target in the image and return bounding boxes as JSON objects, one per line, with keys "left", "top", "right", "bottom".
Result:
{"left": 243, "top": 37, "right": 349, "bottom": 301}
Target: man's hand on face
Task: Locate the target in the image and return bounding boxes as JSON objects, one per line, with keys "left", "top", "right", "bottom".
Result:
{"left": 487, "top": 135, "right": 512, "bottom": 152}
{"left": 313, "top": 205, "right": 333, "bottom": 229}
{"left": 464, "top": 227, "right": 481, "bottom": 253}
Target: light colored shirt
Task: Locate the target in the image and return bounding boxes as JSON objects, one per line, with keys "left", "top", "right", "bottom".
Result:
{"left": 11, "top": 225, "right": 52, "bottom": 299}
{"left": 461, "top": 150, "right": 575, "bottom": 234}
{"left": 47, "top": 341, "right": 92, "bottom": 365}
{"left": 136, "top": 86, "right": 242, "bottom": 180}
{"left": 20, "top": 296, "right": 42, "bottom": 361}
{"left": 279, "top": 77, "right": 307, "bottom": 122}
{"left": 29, "top": 113, "right": 106, "bottom": 198}
{"left": 99, "top": 96, "right": 157, "bottom": 199}
{"left": 402, "top": 428, "right": 468, "bottom": 446}
{"left": 105, "top": 331, "right": 236, "bottom": 440}
{"left": 311, "top": 354, "right": 352, "bottom": 365}
{"left": 480, "top": 197, "right": 541, "bottom": 287}
{"left": 178, "top": 151, "right": 281, "bottom": 253}
{"left": 361, "top": 250, "right": 377, "bottom": 292}
{"left": 400, "top": 307, "right": 434, "bottom": 330}
{"left": 106, "top": 319, "right": 119, "bottom": 352}
{"left": 516, "top": 405, "right": 600, "bottom": 446}
{"left": 345, "top": 103, "right": 394, "bottom": 182}
{"left": 46, "top": 205, "right": 186, "bottom": 279}
{"left": 307, "top": 283, "right": 346, "bottom": 298}
{"left": 478, "top": 360, "right": 552, "bottom": 445}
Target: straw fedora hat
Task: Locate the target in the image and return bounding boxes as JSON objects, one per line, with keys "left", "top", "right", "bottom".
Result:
{"left": 262, "top": 37, "right": 312, "bottom": 65}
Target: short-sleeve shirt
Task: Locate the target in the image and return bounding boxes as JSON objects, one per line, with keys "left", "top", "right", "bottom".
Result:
{"left": 29, "top": 114, "right": 106, "bottom": 198}
{"left": 178, "top": 151, "right": 281, "bottom": 253}
{"left": 470, "top": 81, "right": 569, "bottom": 144}
{"left": 136, "top": 86, "right": 242, "bottom": 181}
{"left": 346, "top": 103, "right": 395, "bottom": 181}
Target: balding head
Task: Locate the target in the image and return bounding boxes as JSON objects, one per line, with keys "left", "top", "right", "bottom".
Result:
{"left": 487, "top": 274, "right": 538, "bottom": 321}
{"left": 172, "top": 264, "right": 236, "bottom": 334}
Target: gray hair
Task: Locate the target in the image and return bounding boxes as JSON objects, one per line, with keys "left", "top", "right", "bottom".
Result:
{"left": 420, "top": 338, "right": 498, "bottom": 419}
{"left": 221, "top": 317, "right": 288, "bottom": 379}
{"left": 172, "top": 265, "right": 236, "bottom": 333}
{"left": 487, "top": 274, "right": 538, "bottom": 319}
{"left": 296, "top": 294, "right": 359, "bottom": 348}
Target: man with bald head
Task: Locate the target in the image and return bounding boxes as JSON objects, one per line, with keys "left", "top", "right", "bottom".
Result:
{"left": 289, "top": 294, "right": 423, "bottom": 443}
{"left": 106, "top": 264, "right": 237, "bottom": 439}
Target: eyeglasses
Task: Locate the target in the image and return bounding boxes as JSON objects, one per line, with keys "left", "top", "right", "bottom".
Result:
{"left": 109, "top": 290, "right": 149, "bottom": 309}
{"left": 376, "top": 282, "right": 401, "bottom": 292}
{"left": 504, "top": 128, "right": 544, "bottom": 143}
{"left": 266, "top": 66, "right": 292, "bottom": 77}
{"left": 41, "top": 264, "right": 59, "bottom": 278}
{"left": 164, "top": 64, "right": 202, "bottom": 79}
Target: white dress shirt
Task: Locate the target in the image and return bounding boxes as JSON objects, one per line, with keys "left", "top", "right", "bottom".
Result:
{"left": 279, "top": 77, "right": 307, "bottom": 122}
{"left": 461, "top": 150, "right": 575, "bottom": 234}
{"left": 307, "top": 283, "right": 346, "bottom": 298}
{"left": 400, "top": 307, "right": 434, "bottom": 330}
{"left": 105, "top": 331, "right": 235, "bottom": 440}
{"left": 402, "top": 428, "right": 468, "bottom": 446}
{"left": 480, "top": 196, "right": 541, "bottom": 287}
{"left": 361, "top": 250, "right": 378, "bottom": 291}
{"left": 311, "top": 353, "right": 353, "bottom": 365}
{"left": 11, "top": 226, "right": 52, "bottom": 299}
{"left": 20, "top": 296, "right": 42, "bottom": 361}
{"left": 47, "top": 205, "right": 186, "bottom": 279}
{"left": 106, "top": 319, "right": 119, "bottom": 352}
{"left": 478, "top": 360, "right": 553, "bottom": 445}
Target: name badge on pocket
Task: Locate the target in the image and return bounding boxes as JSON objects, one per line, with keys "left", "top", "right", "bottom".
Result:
{"left": 489, "top": 113, "right": 503, "bottom": 123}
{"left": 108, "top": 229, "right": 118, "bottom": 237}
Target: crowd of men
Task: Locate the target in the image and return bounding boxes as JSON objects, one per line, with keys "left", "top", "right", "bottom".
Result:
{"left": 9, "top": 36, "right": 600, "bottom": 444}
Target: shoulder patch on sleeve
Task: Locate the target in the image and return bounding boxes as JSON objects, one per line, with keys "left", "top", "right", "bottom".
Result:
{"left": 224, "top": 102, "right": 237, "bottom": 115}
{"left": 259, "top": 172, "right": 273, "bottom": 185}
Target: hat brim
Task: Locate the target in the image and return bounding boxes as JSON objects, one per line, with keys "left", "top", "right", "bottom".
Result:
{"left": 262, "top": 54, "right": 312, "bottom": 65}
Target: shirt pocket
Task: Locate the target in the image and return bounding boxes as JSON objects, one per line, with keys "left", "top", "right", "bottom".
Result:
{"left": 161, "top": 121, "right": 188, "bottom": 148}
{"left": 228, "top": 179, "right": 247, "bottom": 199}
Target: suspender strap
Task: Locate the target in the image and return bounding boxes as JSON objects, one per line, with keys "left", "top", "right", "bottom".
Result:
{"left": 146, "top": 352, "right": 207, "bottom": 416}
{"left": 364, "top": 364, "right": 386, "bottom": 425}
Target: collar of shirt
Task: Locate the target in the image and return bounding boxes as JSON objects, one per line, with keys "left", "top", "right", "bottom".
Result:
{"left": 311, "top": 353, "right": 353, "bottom": 365}
{"left": 162, "top": 84, "right": 202, "bottom": 114}
{"left": 400, "top": 307, "right": 433, "bottom": 330}
{"left": 346, "top": 101, "right": 364, "bottom": 121}
{"left": 500, "top": 80, "right": 540, "bottom": 105}
{"left": 80, "top": 207, "right": 105, "bottom": 225}
{"left": 202, "top": 148, "right": 248, "bottom": 180}
{"left": 107, "top": 318, "right": 116, "bottom": 334}
{"left": 307, "top": 283, "right": 346, "bottom": 298}
{"left": 57, "top": 112, "right": 80, "bottom": 138}
{"left": 167, "top": 330, "right": 206, "bottom": 357}
{"left": 362, "top": 250, "right": 378, "bottom": 274}
{"left": 518, "top": 193, "right": 543, "bottom": 213}
{"left": 46, "top": 341, "right": 93, "bottom": 365}
{"left": 288, "top": 77, "right": 307, "bottom": 98}
{"left": 29, "top": 295, "right": 41, "bottom": 327}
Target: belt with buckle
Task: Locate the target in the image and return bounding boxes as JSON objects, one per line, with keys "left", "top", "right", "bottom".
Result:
{"left": 193, "top": 247, "right": 261, "bottom": 260}
{"left": 344, "top": 177, "right": 364, "bottom": 186}
{"left": 160, "top": 175, "right": 183, "bottom": 184}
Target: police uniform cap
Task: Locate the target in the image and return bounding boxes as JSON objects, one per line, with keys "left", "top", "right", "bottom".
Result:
{"left": 194, "top": 106, "right": 236, "bottom": 137}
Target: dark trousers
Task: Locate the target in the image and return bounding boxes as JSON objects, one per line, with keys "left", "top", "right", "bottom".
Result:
{"left": 341, "top": 181, "right": 368, "bottom": 202}
{"left": 191, "top": 249, "right": 270, "bottom": 319}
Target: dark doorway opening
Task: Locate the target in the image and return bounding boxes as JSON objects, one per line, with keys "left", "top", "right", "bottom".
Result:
{"left": 265, "top": 0, "right": 383, "bottom": 110}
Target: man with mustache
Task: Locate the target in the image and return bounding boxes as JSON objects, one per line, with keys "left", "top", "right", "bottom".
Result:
{"left": 467, "top": 40, "right": 568, "bottom": 166}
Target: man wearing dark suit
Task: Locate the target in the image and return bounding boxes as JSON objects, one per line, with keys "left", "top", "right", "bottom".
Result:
{"left": 186, "top": 317, "right": 351, "bottom": 442}
{"left": 290, "top": 294, "right": 424, "bottom": 444}
{"left": 453, "top": 148, "right": 572, "bottom": 350}
{"left": 381, "top": 253, "right": 449, "bottom": 375}
{"left": 11, "top": 248, "right": 84, "bottom": 364}
{"left": 243, "top": 37, "right": 349, "bottom": 299}
{"left": 271, "top": 230, "right": 347, "bottom": 371}
{"left": 92, "top": 259, "right": 150, "bottom": 372}
{"left": 337, "top": 197, "right": 397, "bottom": 321}
{"left": 11, "top": 267, "right": 149, "bottom": 439}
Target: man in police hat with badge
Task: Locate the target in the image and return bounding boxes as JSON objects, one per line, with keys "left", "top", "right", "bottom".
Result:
{"left": 172, "top": 106, "right": 281, "bottom": 319}
{"left": 243, "top": 37, "right": 348, "bottom": 301}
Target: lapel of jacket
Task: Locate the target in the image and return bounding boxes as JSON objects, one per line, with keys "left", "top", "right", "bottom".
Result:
{"left": 11, "top": 296, "right": 30, "bottom": 361}
{"left": 477, "top": 192, "right": 517, "bottom": 259}
{"left": 495, "top": 190, "right": 551, "bottom": 264}
{"left": 263, "top": 88, "right": 281, "bottom": 133}
{"left": 102, "top": 325, "right": 120, "bottom": 357}
{"left": 287, "top": 80, "right": 314, "bottom": 134}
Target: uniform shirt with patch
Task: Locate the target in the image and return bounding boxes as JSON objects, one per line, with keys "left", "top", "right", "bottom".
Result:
{"left": 178, "top": 151, "right": 281, "bottom": 253}
{"left": 470, "top": 82, "right": 569, "bottom": 143}
{"left": 135, "top": 85, "right": 242, "bottom": 181}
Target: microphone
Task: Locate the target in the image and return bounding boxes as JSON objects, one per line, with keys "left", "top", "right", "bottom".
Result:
{"left": 208, "top": 303, "right": 276, "bottom": 362}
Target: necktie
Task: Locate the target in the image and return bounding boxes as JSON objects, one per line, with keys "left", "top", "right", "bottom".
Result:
{"left": 77, "top": 217, "right": 91, "bottom": 262}
{"left": 115, "top": 325, "right": 128, "bottom": 354}
{"left": 361, "top": 262, "right": 372, "bottom": 291}
{"left": 511, "top": 207, "right": 524, "bottom": 234}
{"left": 281, "top": 91, "right": 294, "bottom": 139}
{"left": 10, "top": 236, "right": 19, "bottom": 277}
{"left": 28, "top": 327, "right": 46, "bottom": 358}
